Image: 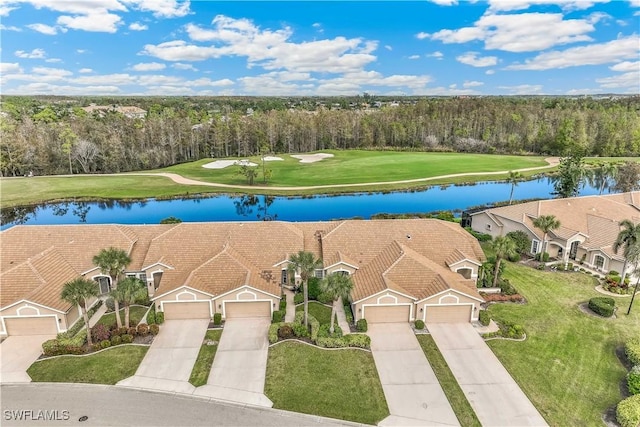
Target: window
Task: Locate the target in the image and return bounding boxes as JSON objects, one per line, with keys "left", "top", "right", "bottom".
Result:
{"left": 94, "top": 276, "right": 111, "bottom": 294}
{"left": 138, "top": 273, "right": 147, "bottom": 283}
{"left": 336, "top": 270, "right": 350, "bottom": 276}
{"left": 594, "top": 255, "right": 605, "bottom": 270}
{"left": 531, "top": 240, "right": 540, "bottom": 254}
{"left": 314, "top": 269, "right": 324, "bottom": 279}
{"left": 485, "top": 224, "right": 492, "bottom": 231}
{"left": 281, "top": 269, "right": 288, "bottom": 284}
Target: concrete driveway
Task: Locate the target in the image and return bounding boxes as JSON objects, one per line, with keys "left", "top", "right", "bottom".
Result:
{"left": 0, "top": 335, "right": 55, "bottom": 383}
{"left": 118, "top": 319, "right": 209, "bottom": 393}
{"left": 429, "top": 323, "right": 548, "bottom": 427}
{"left": 194, "top": 317, "right": 272, "bottom": 407}
{"left": 368, "top": 323, "right": 459, "bottom": 426}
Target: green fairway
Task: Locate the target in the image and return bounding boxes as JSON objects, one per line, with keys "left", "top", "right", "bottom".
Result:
{"left": 1, "top": 151, "right": 551, "bottom": 207}
{"left": 486, "top": 262, "right": 639, "bottom": 427}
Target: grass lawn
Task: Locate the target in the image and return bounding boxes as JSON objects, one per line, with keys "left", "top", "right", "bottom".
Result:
{"left": 27, "top": 345, "right": 148, "bottom": 385}
{"left": 0, "top": 151, "right": 551, "bottom": 207}
{"left": 487, "top": 262, "right": 640, "bottom": 427}
{"left": 265, "top": 341, "right": 389, "bottom": 425}
{"left": 189, "top": 329, "right": 222, "bottom": 387}
{"left": 295, "top": 301, "right": 335, "bottom": 325}
{"left": 96, "top": 306, "right": 148, "bottom": 329}
{"left": 417, "top": 335, "right": 481, "bottom": 427}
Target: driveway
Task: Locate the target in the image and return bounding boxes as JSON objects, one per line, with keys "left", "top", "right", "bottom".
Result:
{"left": 368, "top": 323, "right": 459, "bottom": 426}
{"left": 0, "top": 335, "right": 55, "bottom": 383}
{"left": 194, "top": 317, "right": 272, "bottom": 407}
{"left": 428, "top": 323, "right": 548, "bottom": 427}
{"left": 117, "top": 319, "right": 209, "bottom": 393}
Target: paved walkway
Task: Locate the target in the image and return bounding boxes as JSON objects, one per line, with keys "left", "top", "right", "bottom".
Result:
{"left": 334, "top": 297, "right": 351, "bottom": 334}
{"left": 88, "top": 303, "right": 108, "bottom": 328}
{"left": 194, "top": 318, "right": 272, "bottom": 407}
{"left": 0, "top": 335, "right": 55, "bottom": 383}
{"left": 283, "top": 289, "right": 296, "bottom": 322}
{"left": 429, "top": 323, "right": 548, "bottom": 427}
{"left": 368, "top": 323, "right": 459, "bottom": 426}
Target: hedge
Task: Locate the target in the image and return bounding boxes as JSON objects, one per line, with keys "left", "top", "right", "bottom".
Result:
{"left": 479, "top": 310, "right": 490, "bottom": 326}
{"left": 293, "top": 293, "right": 304, "bottom": 305}
{"left": 269, "top": 322, "right": 284, "bottom": 344}
{"left": 294, "top": 311, "right": 319, "bottom": 342}
{"left": 42, "top": 330, "right": 87, "bottom": 357}
{"left": 356, "top": 318, "right": 368, "bottom": 332}
{"left": 414, "top": 319, "right": 425, "bottom": 330}
{"left": 617, "top": 394, "right": 640, "bottom": 427}
{"left": 272, "top": 310, "right": 285, "bottom": 323}
{"left": 628, "top": 365, "right": 640, "bottom": 395}
{"left": 588, "top": 297, "right": 615, "bottom": 317}
{"left": 316, "top": 334, "right": 371, "bottom": 349}
{"left": 213, "top": 312, "right": 222, "bottom": 326}
{"left": 627, "top": 338, "right": 640, "bottom": 366}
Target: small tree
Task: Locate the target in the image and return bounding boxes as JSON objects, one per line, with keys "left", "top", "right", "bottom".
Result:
{"left": 491, "top": 236, "right": 518, "bottom": 287}
{"left": 626, "top": 246, "right": 640, "bottom": 316}
{"left": 505, "top": 230, "right": 531, "bottom": 255}
{"left": 287, "top": 251, "right": 323, "bottom": 328}
{"left": 507, "top": 171, "right": 523, "bottom": 205}
{"left": 110, "top": 277, "right": 146, "bottom": 328}
{"left": 552, "top": 154, "right": 585, "bottom": 198}
{"left": 238, "top": 164, "right": 258, "bottom": 185}
{"left": 61, "top": 278, "right": 99, "bottom": 346}
{"left": 532, "top": 215, "right": 561, "bottom": 255}
{"left": 613, "top": 161, "right": 640, "bottom": 193}
{"left": 614, "top": 219, "right": 640, "bottom": 284}
{"left": 321, "top": 273, "right": 354, "bottom": 334}
{"left": 93, "top": 247, "right": 131, "bottom": 329}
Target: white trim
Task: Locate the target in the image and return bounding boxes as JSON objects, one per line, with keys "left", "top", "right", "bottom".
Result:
{"left": 151, "top": 285, "right": 215, "bottom": 301}
{"left": 531, "top": 239, "right": 541, "bottom": 254}
{"left": 448, "top": 258, "right": 482, "bottom": 268}
{"left": 352, "top": 288, "right": 417, "bottom": 305}
{"left": 214, "top": 284, "right": 281, "bottom": 300}
{"left": 80, "top": 266, "right": 101, "bottom": 276}
{"left": 141, "top": 262, "right": 174, "bottom": 271}
{"left": 439, "top": 294, "right": 459, "bottom": 304}
{"left": 236, "top": 289, "right": 258, "bottom": 300}
{"left": 454, "top": 267, "right": 477, "bottom": 279}
{"left": 362, "top": 303, "right": 413, "bottom": 322}
{"left": 272, "top": 259, "right": 292, "bottom": 267}
{"left": 330, "top": 268, "right": 352, "bottom": 276}
{"left": 377, "top": 293, "right": 398, "bottom": 304}
{"left": 175, "top": 290, "right": 198, "bottom": 301}
{"left": 415, "top": 288, "right": 484, "bottom": 304}
{"left": 160, "top": 300, "right": 213, "bottom": 318}
{"left": 17, "top": 305, "right": 40, "bottom": 315}
{"left": 0, "top": 299, "right": 66, "bottom": 314}
{"left": 1, "top": 314, "right": 62, "bottom": 335}
{"left": 324, "top": 261, "right": 359, "bottom": 271}
{"left": 422, "top": 303, "right": 475, "bottom": 322}
{"left": 222, "top": 299, "right": 274, "bottom": 319}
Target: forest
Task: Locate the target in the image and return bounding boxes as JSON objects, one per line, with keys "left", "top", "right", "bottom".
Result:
{"left": 1, "top": 95, "right": 639, "bottom": 176}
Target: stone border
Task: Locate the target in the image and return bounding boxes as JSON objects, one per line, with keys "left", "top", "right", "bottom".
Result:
{"left": 484, "top": 333, "right": 527, "bottom": 342}
{"left": 269, "top": 338, "right": 371, "bottom": 352}
{"left": 34, "top": 343, "right": 151, "bottom": 362}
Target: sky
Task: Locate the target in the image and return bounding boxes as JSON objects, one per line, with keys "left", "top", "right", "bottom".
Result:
{"left": 0, "top": 0, "right": 639, "bottom": 97}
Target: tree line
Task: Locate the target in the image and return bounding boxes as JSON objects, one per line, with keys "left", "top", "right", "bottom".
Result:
{"left": 1, "top": 96, "right": 639, "bottom": 177}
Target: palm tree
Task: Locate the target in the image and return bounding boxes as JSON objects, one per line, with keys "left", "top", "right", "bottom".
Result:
{"left": 613, "top": 219, "right": 640, "bottom": 284}
{"left": 110, "top": 277, "right": 146, "bottom": 328}
{"left": 287, "top": 251, "right": 322, "bottom": 327}
{"left": 532, "top": 215, "right": 561, "bottom": 256}
{"left": 61, "top": 278, "right": 100, "bottom": 346}
{"left": 507, "top": 171, "right": 523, "bottom": 205}
{"left": 93, "top": 247, "right": 131, "bottom": 329}
{"left": 625, "top": 245, "right": 640, "bottom": 316}
{"left": 321, "top": 273, "right": 354, "bottom": 334}
{"left": 491, "top": 236, "right": 518, "bottom": 287}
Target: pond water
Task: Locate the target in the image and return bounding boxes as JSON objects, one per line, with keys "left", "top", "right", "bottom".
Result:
{"left": 1, "top": 177, "right": 612, "bottom": 230}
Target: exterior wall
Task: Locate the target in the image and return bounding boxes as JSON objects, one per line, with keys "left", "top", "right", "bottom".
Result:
{"left": 0, "top": 302, "right": 66, "bottom": 335}
{"left": 354, "top": 291, "right": 415, "bottom": 321}
{"left": 65, "top": 304, "right": 81, "bottom": 329}
{"left": 325, "top": 263, "right": 357, "bottom": 276}
{"left": 450, "top": 260, "right": 479, "bottom": 279}
{"left": 213, "top": 287, "right": 279, "bottom": 319}
{"left": 470, "top": 212, "right": 502, "bottom": 238}
{"left": 155, "top": 288, "right": 214, "bottom": 317}
{"left": 418, "top": 291, "right": 481, "bottom": 322}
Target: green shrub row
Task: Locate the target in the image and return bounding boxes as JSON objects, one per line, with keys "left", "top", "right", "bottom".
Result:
{"left": 628, "top": 365, "right": 640, "bottom": 395}
{"left": 269, "top": 313, "right": 368, "bottom": 348}
{"left": 343, "top": 303, "right": 354, "bottom": 324}
{"left": 316, "top": 334, "right": 371, "bottom": 349}
{"left": 627, "top": 338, "right": 640, "bottom": 366}
{"left": 356, "top": 318, "right": 368, "bottom": 332}
{"left": 464, "top": 227, "right": 492, "bottom": 242}
{"left": 155, "top": 311, "right": 164, "bottom": 324}
{"left": 279, "top": 296, "right": 287, "bottom": 311}
{"left": 272, "top": 310, "right": 285, "bottom": 323}
{"left": 42, "top": 330, "right": 87, "bottom": 357}
{"left": 213, "top": 312, "right": 222, "bottom": 326}
{"left": 294, "top": 311, "right": 320, "bottom": 342}
{"left": 317, "top": 323, "right": 342, "bottom": 338}
{"left": 534, "top": 252, "right": 550, "bottom": 262}
{"left": 479, "top": 310, "right": 491, "bottom": 326}
{"left": 588, "top": 297, "right": 615, "bottom": 317}
{"left": 90, "top": 334, "right": 134, "bottom": 352}
{"left": 483, "top": 321, "right": 525, "bottom": 339}
{"left": 617, "top": 394, "right": 640, "bottom": 427}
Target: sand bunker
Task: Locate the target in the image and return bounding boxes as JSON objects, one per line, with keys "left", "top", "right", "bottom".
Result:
{"left": 291, "top": 153, "right": 334, "bottom": 164}
{"left": 202, "top": 159, "right": 257, "bottom": 169}
{"left": 263, "top": 156, "right": 283, "bottom": 161}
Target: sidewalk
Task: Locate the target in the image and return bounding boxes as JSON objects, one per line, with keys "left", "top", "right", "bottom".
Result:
{"left": 88, "top": 303, "right": 108, "bottom": 328}
{"left": 334, "top": 297, "right": 351, "bottom": 334}
{"left": 283, "top": 289, "right": 296, "bottom": 322}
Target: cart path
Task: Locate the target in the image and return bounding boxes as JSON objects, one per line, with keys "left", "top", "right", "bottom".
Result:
{"left": 121, "top": 157, "right": 560, "bottom": 191}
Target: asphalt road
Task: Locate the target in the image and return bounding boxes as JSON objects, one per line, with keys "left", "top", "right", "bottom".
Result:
{"left": 1, "top": 384, "right": 362, "bottom": 427}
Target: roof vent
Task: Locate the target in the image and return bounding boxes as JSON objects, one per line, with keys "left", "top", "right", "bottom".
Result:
{"left": 406, "top": 234, "right": 411, "bottom": 240}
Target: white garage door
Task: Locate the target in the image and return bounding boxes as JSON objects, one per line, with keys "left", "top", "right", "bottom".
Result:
{"left": 4, "top": 316, "right": 58, "bottom": 336}
{"left": 225, "top": 301, "right": 271, "bottom": 318}
{"left": 163, "top": 301, "right": 211, "bottom": 320}
{"left": 364, "top": 305, "right": 411, "bottom": 323}
{"left": 425, "top": 305, "right": 472, "bottom": 323}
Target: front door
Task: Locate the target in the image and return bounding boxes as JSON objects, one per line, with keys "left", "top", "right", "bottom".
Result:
{"left": 569, "top": 241, "right": 579, "bottom": 260}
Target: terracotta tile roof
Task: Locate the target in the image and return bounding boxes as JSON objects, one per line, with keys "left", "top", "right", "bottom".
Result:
{"left": 325, "top": 251, "right": 360, "bottom": 269}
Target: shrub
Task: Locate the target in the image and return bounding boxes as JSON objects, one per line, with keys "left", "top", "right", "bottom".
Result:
{"left": 135, "top": 292, "right": 150, "bottom": 306}
{"left": 617, "top": 394, "right": 640, "bottom": 427}
{"left": 535, "top": 252, "right": 550, "bottom": 262}
{"left": 465, "top": 227, "right": 492, "bottom": 242}
{"left": 308, "top": 277, "right": 321, "bottom": 300}
{"left": 481, "top": 293, "right": 525, "bottom": 303}
{"left": 110, "top": 335, "right": 122, "bottom": 346}
{"left": 500, "top": 279, "right": 518, "bottom": 296}
{"left": 91, "top": 324, "right": 111, "bottom": 342}
{"left": 628, "top": 365, "right": 640, "bottom": 395}
{"left": 279, "top": 298, "right": 287, "bottom": 311}
{"left": 42, "top": 331, "right": 87, "bottom": 357}
{"left": 344, "top": 334, "right": 371, "bottom": 349}
{"left": 149, "top": 324, "right": 160, "bottom": 335}
{"left": 291, "top": 322, "right": 309, "bottom": 338}
{"left": 127, "top": 327, "right": 138, "bottom": 337}
{"left": 506, "top": 230, "right": 531, "bottom": 254}
{"left": 588, "top": 297, "right": 615, "bottom": 317}
{"left": 213, "top": 312, "right": 222, "bottom": 326}
{"left": 121, "top": 334, "right": 133, "bottom": 344}
{"left": 415, "top": 319, "right": 425, "bottom": 330}
{"left": 567, "top": 262, "right": 574, "bottom": 271}
{"left": 609, "top": 270, "right": 620, "bottom": 276}
{"left": 479, "top": 310, "right": 490, "bottom": 326}
{"left": 508, "top": 253, "right": 521, "bottom": 262}
{"left": 309, "top": 315, "right": 320, "bottom": 342}
{"left": 626, "top": 339, "right": 640, "bottom": 366}
{"left": 100, "top": 340, "right": 111, "bottom": 349}
{"left": 356, "top": 318, "right": 368, "bottom": 332}
{"left": 343, "top": 303, "right": 354, "bottom": 324}
{"left": 278, "top": 324, "right": 294, "bottom": 340}
{"left": 137, "top": 323, "right": 149, "bottom": 336}
{"left": 317, "top": 292, "right": 333, "bottom": 305}
{"left": 155, "top": 311, "right": 164, "bottom": 324}
{"left": 272, "top": 310, "right": 285, "bottom": 323}
{"left": 105, "top": 298, "right": 115, "bottom": 312}
{"left": 498, "top": 321, "right": 525, "bottom": 339}
{"left": 318, "top": 323, "right": 343, "bottom": 338}
{"left": 293, "top": 293, "right": 304, "bottom": 305}
{"left": 109, "top": 327, "right": 123, "bottom": 338}
{"left": 269, "top": 323, "right": 283, "bottom": 344}
{"left": 146, "top": 311, "right": 156, "bottom": 325}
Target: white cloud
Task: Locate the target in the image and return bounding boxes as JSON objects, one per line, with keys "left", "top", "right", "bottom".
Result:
{"left": 73, "top": 73, "right": 137, "bottom": 85}
{"left": 122, "top": 0, "right": 190, "bottom": 18}
{"left": 185, "top": 78, "right": 234, "bottom": 87}
{"left": 408, "top": 55, "right": 420, "bottom": 60}
{"left": 463, "top": 80, "right": 484, "bottom": 88}
{"left": 27, "top": 23, "right": 58, "bottom": 35}
{"left": 57, "top": 11, "right": 122, "bottom": 33}
{"left": 3, "top": 82, "right": 121, "bottom": 95}
{"left": 486, "top": 69, "right": 496, "bottom": 75}
{"left": 610, "top": 61, "right": 639, "bottom": 72}
{"left": 0, "top": 63, "right": 23, "bottom": 74}
{"left": 32, "top": 66, "right": 73, "bottom": 78}
{"left": 385, "top": 45, "right": 393, "bottom": 51}
{"left": 45, "top": 58, "right": 62, "bottom": 63}
{"left": 129, "top": 22, "right": 148, "bottom": 31}
{"left": 596, "top": 71, "right": 639, "bottom": 91}
{"left": 630, "top": 0, "right": 640, "bottom": 6}
{"left": 429, "top": 0, "right": 458, "bottom": 5}
{"left": 415, "top": 32, "right": 430, "bottom": 40}
{"left": 76, "top": 49, "right": 88, "bottom": 54}
{"left": 0, "top": 24, "right": 21, "bottom": 31}
{"left": 131, "top": 62, "right": 166, "bottom": 71}
{"left": 426, "top": 51, "right": 444, "bottom": 59}
{"left": 507, "top": 35, "right": 640, "bottom": 70}
{"left": 15, "top": 48, "right": 46, "bottom": 59}
{"left": 499, "top": 84, "right": 543, "bottom": 94}
{"left": 428, "top": 12, "right": 595, "bottom": 52}
{"left": 79, "top": 68, "right": 93, "bottom": 73}
{"left": 456, "top": 52, "right": 498, "bottom": 67}
{"left": 20, "top": 0, "right": 127, "bottom": 14}
{"left": 0, "top": 5, "right": 17, "bottom": 16}
{"left": 488, "top": 0, "right": 610, "bottom": 12}
{"left": 172, "top": 63, "right": 197, "bottom": 71}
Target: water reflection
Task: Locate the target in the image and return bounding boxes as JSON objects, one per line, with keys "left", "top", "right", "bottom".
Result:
{"left": 234, "top": 195, "right": 278, "bottom": 221}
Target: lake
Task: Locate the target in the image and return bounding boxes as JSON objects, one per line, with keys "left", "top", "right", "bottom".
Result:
{"left": 0, "top": 177, "right": 612, "bottom": 229}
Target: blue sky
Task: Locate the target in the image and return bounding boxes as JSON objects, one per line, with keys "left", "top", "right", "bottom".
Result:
{"left": 1, "top": 0, "right": 638, "bottom": 96}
